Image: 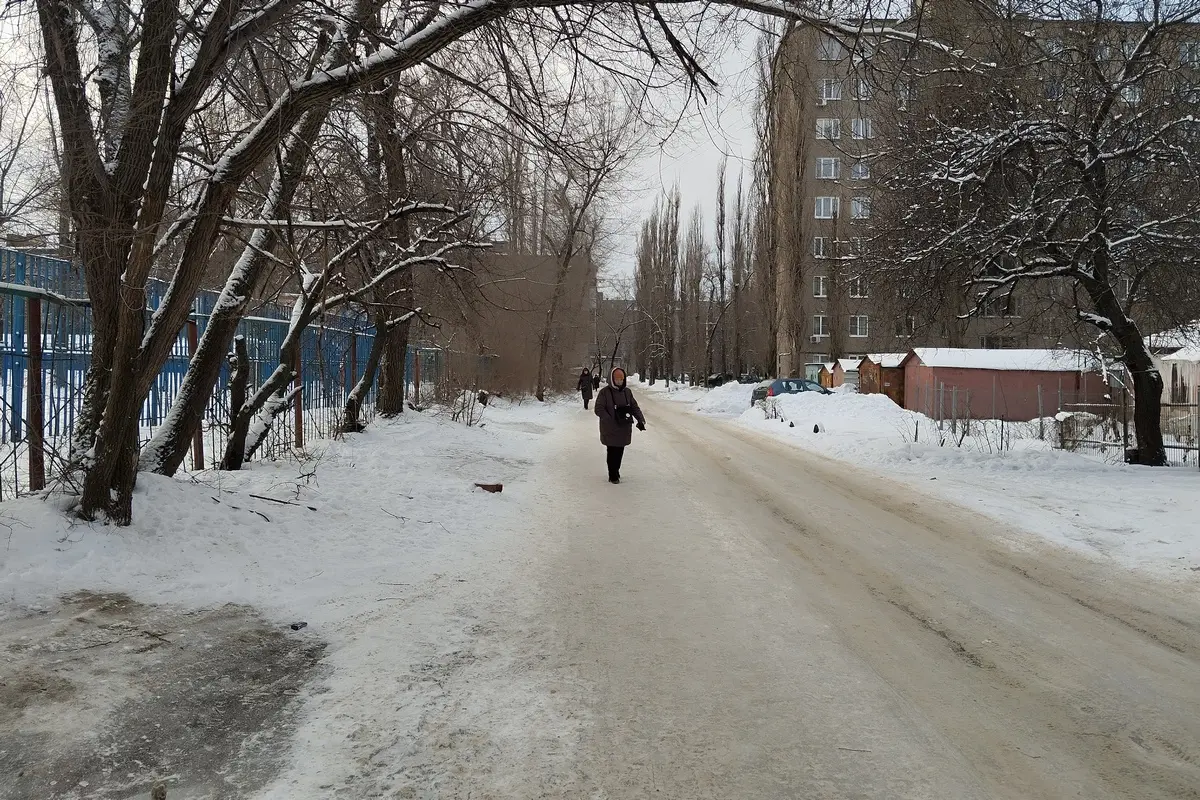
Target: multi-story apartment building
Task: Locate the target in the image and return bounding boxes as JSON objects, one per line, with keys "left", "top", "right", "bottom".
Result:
{"left": 765, "top": 9, "right": 1195, "bottom": 378}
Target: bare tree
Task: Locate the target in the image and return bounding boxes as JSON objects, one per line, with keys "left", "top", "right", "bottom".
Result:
{"left": 867, "top": 0, "right": 1200, "bottom": 465}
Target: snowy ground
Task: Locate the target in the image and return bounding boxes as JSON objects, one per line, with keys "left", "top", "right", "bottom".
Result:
{"left": 676, "top": 381, "right": 1200, "bottom": 577}
{"left": 0, "top": 397, "right": 578, "bottom": 799}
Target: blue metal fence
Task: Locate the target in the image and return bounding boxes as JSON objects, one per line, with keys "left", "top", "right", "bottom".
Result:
{"left": 0, "top": 246, "right": 443, "bottom": 496}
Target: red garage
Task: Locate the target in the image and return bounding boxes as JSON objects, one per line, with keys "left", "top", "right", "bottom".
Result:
{"left": 900, "top": 348, "right": 1109, "bottom": 422}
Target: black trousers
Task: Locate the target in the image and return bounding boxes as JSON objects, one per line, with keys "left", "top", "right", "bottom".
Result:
{"left": 583, "top": 395, "right": 590, "bottom": 409}
{"left": 606, "top": 446, "right": 625, "bottom": 479}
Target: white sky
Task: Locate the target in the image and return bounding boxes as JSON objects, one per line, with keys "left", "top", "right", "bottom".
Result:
{"left": 604, "top": 35, "right": 763, "bottom": 281}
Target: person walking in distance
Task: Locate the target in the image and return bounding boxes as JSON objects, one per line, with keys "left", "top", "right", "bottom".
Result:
{"left": 594, "top": 367, "right": 646, "bottom": 484}
{"left": 577, "top": 368, "right": 594, "bottom": 410}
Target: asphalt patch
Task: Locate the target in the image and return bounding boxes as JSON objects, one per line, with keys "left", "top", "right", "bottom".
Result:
{"left": 0, "top": 591, "right": 326, "bottom": 799}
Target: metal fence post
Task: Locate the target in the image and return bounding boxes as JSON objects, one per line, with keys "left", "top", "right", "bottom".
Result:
{"left": 951, "top": 386, "right": 958, "bottom": 436}
{"left": 414, "top": 349, "right": 422, "bottom": 404}
{"left": 27, "top": 296, "right": 45, "bottom": 490}
{"left": 11, "top": 252, "right": 25, "bottom": 441}
{"left": 1121, "top": 385, "right": 1130, "bottom": 450}
{"left": 938, "top": 381, "right": 945, "bottom": 430}
{"left": 1037, "top": 384, "right": 1044, "bottom": 441}
{"left": 186, "top": 319, "right": 205, "bottom": 470}
{"left": 293, "top": 342, "right": 304, "bottom": 449}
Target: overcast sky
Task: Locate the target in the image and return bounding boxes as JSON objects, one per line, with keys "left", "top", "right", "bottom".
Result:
{"left": 603, "top": 34, "right": 763, "bottom": 282}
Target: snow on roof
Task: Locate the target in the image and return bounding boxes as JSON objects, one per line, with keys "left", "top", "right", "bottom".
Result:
{"left": 836, "top": 358, "right": 862, "bottom": 372}
{"left": 906, "top": 348, "right": 1098, "bottom": 372}
{"left": 822, "top": 362, "right": 836, "bottom": 372}
{"left": 1164, "top": 344, "right": 1200, "bottom": 363}
{"left": 1147, "top": 321, "right": 1200, "bottom": 354}
{"left": 864, "top": 352, "right": 908, "bottom": 368}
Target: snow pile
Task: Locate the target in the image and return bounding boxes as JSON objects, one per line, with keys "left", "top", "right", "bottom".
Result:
{"left": 695, "top": 381, "right": 755, "bottom": 416}
{"left": 636, "top": 379, "right": 709, "bottom": 404}
{"left": 739, "top": 391, "right": 1200, "bottom": 575}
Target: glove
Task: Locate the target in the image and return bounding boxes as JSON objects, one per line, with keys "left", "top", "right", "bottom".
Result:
{"left": 637, "top": 422, "right": 646, "bottom": 431}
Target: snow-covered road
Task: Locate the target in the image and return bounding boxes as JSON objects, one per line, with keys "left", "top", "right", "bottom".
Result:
{"left": 405, "top": 397, "right": 1200, "bottom": 798}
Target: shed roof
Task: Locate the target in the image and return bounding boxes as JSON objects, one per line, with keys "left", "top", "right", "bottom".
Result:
{"left": 864, "top": 352, "right": 908, "bottom": 369}
{"left": 904, "top": 348, "right": 1097, "bottom": 372}
{"left": 836, "top": 358, "right": 862, "bottom": 372}
{"left": 1164, "top": 345, "right": 1200, "bottom": 363}
{"left": 1145, "top": 321, "right": 1200, "bottom": 353}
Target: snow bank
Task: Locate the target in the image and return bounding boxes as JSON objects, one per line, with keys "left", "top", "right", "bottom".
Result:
{"left": 0, "top": 399, "right": 577, "bottom": 796}
{"left": 636, "top": 379, "right": 709, "bottom": 404}
{"left": 738, "top": 392, "right": 1200, "bottom": 576}
{"left": 695, "top": 381, "right": 755, "bottom": 416}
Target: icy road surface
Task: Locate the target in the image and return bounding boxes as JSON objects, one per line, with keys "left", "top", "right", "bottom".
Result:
{"left": 394, "top": 397, "right": 1200, "bottom": 799}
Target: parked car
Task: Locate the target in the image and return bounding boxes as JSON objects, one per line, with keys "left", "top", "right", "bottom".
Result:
{"left": 737, "top": 373, "right": 763, "bottom": 384}
{"left": 751, "top": 378, "right": 832, "bottom": 405}
{"left": 705, "top": 373, "right": 737, "bottom": 387}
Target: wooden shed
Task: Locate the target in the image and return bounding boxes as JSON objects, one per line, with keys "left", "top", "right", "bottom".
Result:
{"left": 900, "top": 348, "right": 1106, "bottom": 422}
{"left": 831, "top": 358, "right": 862, "bottom": 389}
{"left": 817, "top": 362, "right": 835, "bottom": 389}
{"left": 858, "top": 353, "right": 908, "bottom": 406}
{"left": 1147, "top": 322, "right": 1200, "bottom": 403}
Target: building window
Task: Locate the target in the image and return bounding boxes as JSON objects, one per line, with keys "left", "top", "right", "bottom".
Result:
{"left": 813, "top": 236, "right": 830, "bottom": 258}
{"left": 851, "top": 78, "right": 873, "bottom": 100}
{"left": 850, "top": 196, "right": 871, "bottom": 219}
{"left": 1120, "top": 275, "right": 1134, "bottom": 300}
{"left": 852, "top": 118, "right": 875, "bottom": 139}
{"left": 816, "top": 118, "right": 841, "bottom": 139}
{"left": 981, "top": 293, "right": 1020, "bottom": 318}
{"left": 1044, "top": 80, "right": 1064, "bottom": 101}
{"left": 894, "top": 315, "right": 916, "bottom": 337}
{"left": 849, "top": 315, "right": 869, "bottom": 337}
{"left": 897, "top": 81, "right": 915, "bottom": 110}
{"left": 813, "top": 314, "right": 829, "bottom": 337}
{"left": 816, "top": 157, "right": 840, "bottom": 179}
{"left": 1182, "top": 41, "right": 1200, "bottom": 65}
{"left": 850, "top": 160, "right": 871, "bottom": 180}
{"left": 815, "top": 196, "right": 839, "bottom": 219}
{"left": 1121, "top": 84, "right": 1143, "bottom": 104}
{"left": 813, "top": 275, "right": 828, "bottom": 297}
{"left": 848, "top": 275, "right": 868, "bottom": 298}
{"left": 819, "top": 79, "right": 843, "bottom": 104}
{"left": 818, "top": 36, "right": 846, "bottom": 61}
{"left": 981, "top": 335, "right": 1020, "bottom": 349}
{"left": 848, "top": 237, "right": 864, "bottom": 255}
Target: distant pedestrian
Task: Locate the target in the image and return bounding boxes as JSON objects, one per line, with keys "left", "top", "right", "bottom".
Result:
{"left": 592, "top": 371, "right": 601, "bottom": 392}
{"left": 577, "top": 368, "right": 594, "bottom": 410}
{"left": 594, "top": 367, "right": 646, "bottom": 484}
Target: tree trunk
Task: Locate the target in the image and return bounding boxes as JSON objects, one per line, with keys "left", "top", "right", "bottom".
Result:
{"left": 535, "top": 252, "right": 574, "bottom": 401}
{"left": 1106, "top": 320, "right": 1167, "bottom": 466}
{"left": 228, "top": 336, "right": 249, "bottom": 425}
{"left": 222, "top": 359, "right": 297, "bottom": 470}
{"left": 376, "top": 320, "right": 410, "bottom": 414}
{"left": 342, "top": 327, "right": 385, "bottom": 431}
{"left": 140, "top": 109, "right": 330, "bottom": 476}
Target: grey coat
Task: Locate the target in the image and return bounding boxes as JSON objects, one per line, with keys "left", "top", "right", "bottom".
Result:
{"left": 594, "top": 382, "right": 645, "bottom": 447}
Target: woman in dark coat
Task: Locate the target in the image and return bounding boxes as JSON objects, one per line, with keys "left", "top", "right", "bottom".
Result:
{"left": 577, "top": 368, "right": 594, "bottom": 409}
{"left": 594, "top": 367, "right": 646, "bottom": 484}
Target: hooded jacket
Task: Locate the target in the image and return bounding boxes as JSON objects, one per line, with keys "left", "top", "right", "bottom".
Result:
{"left": 594, "top": 369, "right": 646, "bottom": 447}
{"left": 577, "top": 371, "right": 594, "bottom": 399}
